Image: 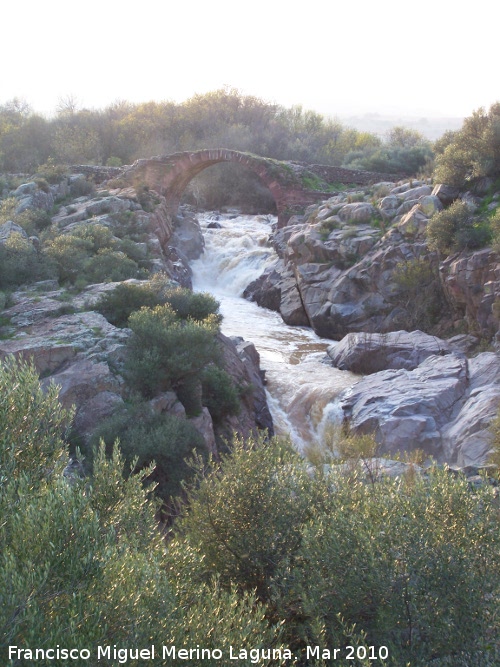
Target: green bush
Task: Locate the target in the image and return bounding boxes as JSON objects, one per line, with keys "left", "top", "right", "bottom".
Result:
{"left": 83, "top": 248, "right": 141, "bottom": 283}
{"left": 70, "top": 223, "right": 115, "bottom": 252}
{"left": 426, "top": 200, "right": 491, "bottom": 254}
{"left": 42, "top": 225, "right": 144, "bottom": 285}
{"left": 168, "top": 435, "right": 500, "bottom": 665}
{"left": 296, "top": 466, "right": 500, "bottom": 663}
{"left": 158, "top": 284, "right": 221, "bottom": 322}
{"left": 69, "top": 177, "right": 95, "bottom": 197}
{"left": 393, "top": 256, "right": 449, "bottom": 331}
{"left": 91, "top": 405, "right": 206, "bottom": 504}
{"left": 124, "top": 304, "right": 221, "bottom": 406}
{"left": 167, "top": 436, "right": 322, "bottom": 602}
{"left": 488, "top": 406, "right": 500, "bottom": 471}
{"left": 34, "top": 158, "right": 67, "bottom": 184}
{"left": 433, "top": 103, "right": 500, "bottom": 187}
{"left": 43, "top": 233, "right": 93, "bottom": 282}
{"left": 489, "top": 207, "right": 500, "bottom": 253}
{"left": 201, "top": 365, "right": 241, "bottom": 422}
{"left": 0, "top": 357, "right": 279, "bottom": 661}
{"left": 0, "top": 194, "right": 51, "bottom": 237}
{"left": 0, "top": 233, "right": 55, "bottom": 288}
{"left": 94, "top": 282, "right": 164, "bottom": 326}
{"left": 14, "top": 207, "right": 52, "bottom": 235}
{"left": 0, "top": 197, "right": 18, "bottom": 224}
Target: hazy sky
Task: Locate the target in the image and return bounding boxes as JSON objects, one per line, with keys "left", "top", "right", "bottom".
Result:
{"left": 2, "top": 0, "right": 497, "bottom": 119}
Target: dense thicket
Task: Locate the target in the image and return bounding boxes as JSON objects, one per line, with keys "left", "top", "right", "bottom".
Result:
{"left": 0, "top": 358, "right": 278, "bottom": 666}
{"left": 1, "top": 358, "right": 499, "bottom": 666}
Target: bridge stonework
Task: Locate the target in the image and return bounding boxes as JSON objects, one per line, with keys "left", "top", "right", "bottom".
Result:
{"left": 122, "top": 149, "right": 400, "bottom": 227}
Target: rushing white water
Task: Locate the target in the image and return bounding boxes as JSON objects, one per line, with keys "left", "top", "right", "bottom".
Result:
{"left": 191, "top": 212, "right": 358, "bottom": 451}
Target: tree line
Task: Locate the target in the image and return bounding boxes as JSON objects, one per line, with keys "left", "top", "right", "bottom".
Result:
{"left": 0, "top": 88, "right": 432, "bottom": 175}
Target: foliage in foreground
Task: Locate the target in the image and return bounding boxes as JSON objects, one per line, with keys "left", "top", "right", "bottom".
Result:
{"left": 124, "top": 301, "right": 222, "bottom": 414}
{"left": 1, "top": 357, "right": 499, "bottom": 666}
{"left": 89, "top": 402, "right": 207, "bottom": 505}
{"left": 169, "top": 438, "right": 500, "bottom": 665}
{"left": 0, "top": 357, "right": 279, "bottom": 666}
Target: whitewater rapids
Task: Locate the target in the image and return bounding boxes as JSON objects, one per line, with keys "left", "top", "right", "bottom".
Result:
{"left": 191, "top": 212, "right": 358, "bottom": 452}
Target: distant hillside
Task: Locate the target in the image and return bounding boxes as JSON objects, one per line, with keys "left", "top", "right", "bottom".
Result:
{"left": 336, "top": 112, "right": 464, "bottom": 140}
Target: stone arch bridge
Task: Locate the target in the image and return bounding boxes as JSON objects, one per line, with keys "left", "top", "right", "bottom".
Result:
{"left": 121, "top": 149, "right": 397, "bottom": 227}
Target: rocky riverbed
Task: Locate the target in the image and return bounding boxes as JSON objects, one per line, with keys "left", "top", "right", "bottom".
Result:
{"left": 1, "top": 169, "right": 499, "bottom": 469}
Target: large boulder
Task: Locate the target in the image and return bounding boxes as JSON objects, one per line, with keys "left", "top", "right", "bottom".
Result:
{"left": 440, "top": 248, "right": 500, "bottom": 338}
{"left": 396, "top": 205, "right": 429, "bottom": 238}
{"left": 170, "top": 215, "right": 205, "bottom": 260}
{"left": 15, "top": 188, "right": 54, "bottom": 214}
{"left": 378, "top": 195, "right": 400, "bottom": 220}
{"left": 441, "top": 352, "right": 500, "bottom": 466}
{"left": 340, "top": 354, "right": 468, "bottom": 459}
{"left": 432, "top": 183, "right": 460, "bottom": 206}
{"left": 219, "top": 333, "right": 274, "bottom": 437}
{"left": 339, "top": 351, "right": 500, "bottom": 465}
{"left": 393, "top": 184, "right": 432, "bottom": 201}
{"left": 337, "top": 202, "right": 378, "bottom": 224}
{"left": 328, "top": 330, "right": 452, "bottom": 374}
{"left": 243, "top": 260, "right": 309, "bottom": 326}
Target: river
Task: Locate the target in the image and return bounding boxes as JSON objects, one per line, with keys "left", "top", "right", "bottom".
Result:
{"left": 191, "top": 212, "right": 358, "bottom": 452}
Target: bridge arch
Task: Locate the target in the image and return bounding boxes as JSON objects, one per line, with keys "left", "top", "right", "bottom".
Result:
{"left": 124, "top": 149, "right": 324, "bottom": 227}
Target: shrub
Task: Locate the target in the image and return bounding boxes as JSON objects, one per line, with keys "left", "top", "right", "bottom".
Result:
{"left": 393, "top": 256, "right": 449, "bottom": 331}
{"left": 0, "top": 233, "right": 55, "bottom": 288}
{"left": 488, "top": 406, "right": 500, "bottom": 471}
{"left": 169, "top": 433, "right": 500, "bottom": 664}
{"left": 43, "top": 233, "right": 93, "bottom": 283}
{"left": 91, "top": 405, "right": 206, "bottom": 504}
{"left": 167, "top": 436, "right": 323, "bottom": 602}
{"left": 0, "top": 196, "right": 17, "bottom": 224}
{"left": 94, "top": 282, "right": 163, "bottom": 326}
{"left": 490, "top": 207, "right": 500, "bottom": 253}
{"left": 296, "top": 466, "right": 500, "bottom": 663}
{"left": 69, "top": 177, "right": 95, "bottom": 197}
{"left": 70, "top": 223, "right": 115, "bottom": 252}
{"left": 43, "top": 226, "right": 144, "bottom": 285}
{"left": 0, "top": 357, "right": 279, "bottom": 657}
{"left": 0, "top": 356, "right": 73, "bottom": 480}
{"left": 426, "top": 200, "right": 490, "bottom": 254}
{"left": 14, "top": 207, "right": 52, "bottom": 235}
{"left": 201, "top": 365, "right": 240, "bottom": 422}
{"left": 34, "top": 158, "right": 67, "bottom": 184}
{"left": 124, "top": 304, "right": 221, "bottom": 405}
{"left": 433, "top": 103, "right": 500, "bottom": 187}
{"left": 156, "top": 283, "right": 221, "bottom": 322}
{"left": 117, "top": 236, "right": 150, "bottom": 264}
{"left": 83, "top": 248, "right": 141, "bottom": 283}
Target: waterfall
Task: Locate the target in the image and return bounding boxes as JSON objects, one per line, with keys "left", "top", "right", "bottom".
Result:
{"left": 191, "top": 212, "right": 358, "bottom": 452}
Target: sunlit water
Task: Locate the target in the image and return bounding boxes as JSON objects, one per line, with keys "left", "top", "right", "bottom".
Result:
{"left": 191, "top": 212, "right": 358, "bottom": 451}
